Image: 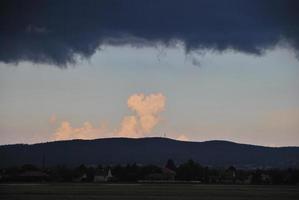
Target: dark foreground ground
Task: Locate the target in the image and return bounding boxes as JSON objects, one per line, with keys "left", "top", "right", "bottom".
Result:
{"left": 0, "top": 183, "right": 299, "bottom": 200}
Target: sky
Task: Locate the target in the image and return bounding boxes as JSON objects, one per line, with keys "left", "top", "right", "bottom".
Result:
{"left": 0, "top": 0, "right": 299, "bottom": 146}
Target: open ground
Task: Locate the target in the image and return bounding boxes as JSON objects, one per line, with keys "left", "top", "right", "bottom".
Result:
{"left": 1, "top": 183, "right": 299, "bottom": 200}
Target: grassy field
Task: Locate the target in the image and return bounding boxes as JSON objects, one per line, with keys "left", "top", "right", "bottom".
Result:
{"left": 0, "top": 183, "right": 299, "bottom": 200}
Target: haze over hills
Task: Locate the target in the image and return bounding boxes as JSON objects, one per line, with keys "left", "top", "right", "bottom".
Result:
{"left": 0, "top": 137, "right": 299, "bottom": 169}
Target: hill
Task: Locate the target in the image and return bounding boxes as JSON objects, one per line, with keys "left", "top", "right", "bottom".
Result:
{"left": 0, "top": 137, "right": 299, "bottom": 168}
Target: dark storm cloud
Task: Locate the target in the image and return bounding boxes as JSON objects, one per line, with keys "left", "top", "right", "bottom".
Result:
{"left": 0, "top": 0, "right": 298, "bottom": 67}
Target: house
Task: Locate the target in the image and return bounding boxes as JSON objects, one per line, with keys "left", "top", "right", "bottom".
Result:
{"left": 209, "top": 175, "right": 220, "bottom": 183}
{"left": 221, "top": 166, "right": 237, "bottom": 184}
{"left": 161, "top": 167, "right": 176, "bottom": 180}
{"left": 18, "top": 171, "right": 49, "bottom": 182}
{"left": 244, "top": 175, "right": 253, "bottom": 184}
{"left": 73, "top": 173, "right": 87, "bottom": 182}
{"left": 261, "top": 173, "right": 271, "bottom": 184}
{"left": 94, "top": 169, "right": 113, "bottom": 182}
{"left": 145, "top": 167, "right": 176, "bottom": 181}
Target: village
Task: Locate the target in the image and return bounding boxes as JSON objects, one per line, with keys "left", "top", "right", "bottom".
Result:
{"left": 1, "top": 159, "right": 298, "bottom": 185}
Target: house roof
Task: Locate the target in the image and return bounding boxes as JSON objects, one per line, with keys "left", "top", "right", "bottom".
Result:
{"left": 19, "top": 171, "right": 48, "bottom": 177}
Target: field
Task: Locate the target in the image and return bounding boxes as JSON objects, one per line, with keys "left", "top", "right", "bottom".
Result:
{"left": 1, "top": 183, "right": 299, "bottom": 200}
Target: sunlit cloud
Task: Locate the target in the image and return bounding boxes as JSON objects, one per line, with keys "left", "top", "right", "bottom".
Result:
{"left": 116, "top": 93, "right": 166, "bottom": 137}
{"left": 51, "top": 93, "right": 166, "bottom": 140}
{"left": 53, "top": 121, "right": 110, "bottom": 140}
{"left": 176, "top": 134, "right": 190, "bottom": 141}
{"left": 116, "top": 115, "right": 140, "bottom": 137}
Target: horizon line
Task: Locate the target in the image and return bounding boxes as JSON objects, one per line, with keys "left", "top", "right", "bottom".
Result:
{"left": 1, "top": 136, "right": 299, "bottom": 148}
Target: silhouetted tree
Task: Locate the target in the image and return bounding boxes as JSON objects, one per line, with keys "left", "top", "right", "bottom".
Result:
{"left": 165, "top": 159, "right": 176, "bottom": 171}
{"left": 251, "top": 169, "right": 262, "bottom": 184}
{"left": 176, "top": 160, "right": 203, "bottom": 181}
{"left": 21, "top": 164, "right": 38, "bottom": 172}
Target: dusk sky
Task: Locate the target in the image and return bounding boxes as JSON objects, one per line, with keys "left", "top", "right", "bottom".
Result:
{"left": 0, "top": 0, "right": 298, "bottom": 146}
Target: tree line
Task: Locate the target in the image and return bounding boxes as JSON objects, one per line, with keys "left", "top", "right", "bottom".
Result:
{"left": 1, "top": 159, "right": 298, "bottom": 185}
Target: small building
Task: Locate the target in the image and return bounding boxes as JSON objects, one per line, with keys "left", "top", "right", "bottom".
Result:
{"left": 261, "top": 173, "right": 271, "bottom": 184}
{"left": 73, "top": 173, "right": 87, "bottom": 182}
{"left": 18, "top": 171, "right": 49, "bottom": 182}
{"left": 244, "top": 175, "right": 253, "bottom": 184}
{"left": 161, "top": 167, "right": 176, "bottom": 180}
{"left": 145, "top": 167, "right": 176, "bottom": 181}
{"left": 94, "top": 169, "right": 113, "bottom": 182}
{"left": 221, "top": 166, "right": 237, "bottom": 184}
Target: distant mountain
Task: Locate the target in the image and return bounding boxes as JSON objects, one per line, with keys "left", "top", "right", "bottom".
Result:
{"left": 0, "top": 137, "right": 299, "bottom": 168}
